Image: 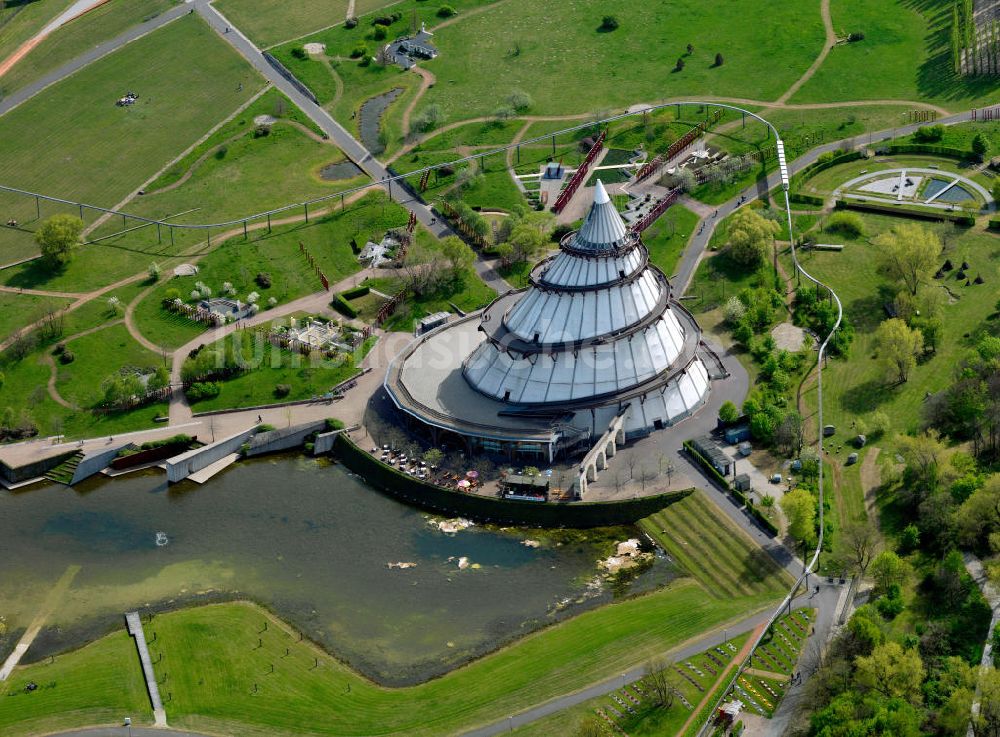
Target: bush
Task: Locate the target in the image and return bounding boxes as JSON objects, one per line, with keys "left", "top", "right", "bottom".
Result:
{"left": 825, "top": 211, "right": 865, "bottom": 237}
{"left": 847, "top": 31, "right": 865, "bottom": 41}
{"left": 600, "top": 14, "right": 619, "bottom": 31}
{"left": 255, "top": 272, "right": 272, "bottom": 288}
{"left": 58, "top": 349, "right": 74, "bottom": 365}
{"left": 350, "top": 44, "right": 368, "bottom": 59}
{"left": 53, "top": 342, "right": 66, "bottom": 356}
{"left": 186, "top": 381, "right": 221, "bottom": 402}
{"left": 714, "top": 52, "right": 724, "bottom": 66}
{"left": 274, "top": 383, "right": 292, "bottom": 398}
{"left": 372, "top": 24, "right": 387, "bottom": 41}
{"left": 344, "top": 16, "right": 358, "bottom": 28}
{"left": 331, "top": 294, "right": 358, "bottom": 318}
{"left": 719, "top": 401, "right": 739, "bottom": 424}
{"left": 290, "top": 46, "right": 307, "bottom": 60}
{"left": 340, "top": 285, "right": 370, "bottom": 300}
{"left": 257, "top": 423, "right": 276, "bottom": 432}
{"left": 325, "top": 417, "right": 346, "bottom": 431}
{"left": 913, "top": 124, "right": 944, "bottom": 143}
{"left": 437, "top": 4, "right": 456, "bottom": 17}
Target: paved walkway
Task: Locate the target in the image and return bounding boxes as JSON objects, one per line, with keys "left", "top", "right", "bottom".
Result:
{"left": 964, "top": 552, "right": 1000, "bottom": 735}
{"left": 125, "top": 612, "right": 166, "bottom": 727}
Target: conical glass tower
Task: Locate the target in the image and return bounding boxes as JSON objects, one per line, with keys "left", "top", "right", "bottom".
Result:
{"left": 462, "top": 180, "right": 709, "bottom": 434}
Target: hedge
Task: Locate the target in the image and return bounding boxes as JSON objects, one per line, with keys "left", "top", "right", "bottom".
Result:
{"left": 989, "top": 219, "right": 1000, "bottom": 231}
{"left": 835, "top": 199, "right": 976, "bottom": 225}
{"left": 331, "top": 293, "right": 358, "bottom": 318}
{"left": 683, "top": 441, "right": 779, "bottom": 536}
{"left": 792, "top": 150, "right": 862, "bottom": 189}
{"left": 789, "top": 193, "right": 824, "bottom": 207}
{"left": 683, "top": 440, "right": 731, "bottom": 489}
{"left": 877, "top": 143, "right": 973, "bottom": 160}
{"left": 334, "top": 434, "right": 692, "bottom": 527}
{"left": 340, "top": 285, "right": 370, "bottom": 300}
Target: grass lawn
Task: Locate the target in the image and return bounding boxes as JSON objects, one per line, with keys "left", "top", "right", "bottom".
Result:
{"left": 0, "top": 0, "right": 178, "bottom": 94}
{"left": 56, "top": 323, "right": 163, "bottom": 407}
{"left": 130, "top": 191, "right": 400, "bottom": 350}
{"left": 639, "top": 491, "right": 792, "bottom": 600}
{"left": 213, "top": 0, "right": 348, "bottom": 49}
{"left": 421, "top": 0, "right": 824, "bottom": 120}
{"left": 0, "top": 292, "right": 71, "bottom": 344}
{"left": 790, "top": 0, "right": 1000, "bottom": 110}
{"left": 511, "top": 633, "right": 752, "bottom": 737}
{"left": 1, "top": 582, "right": 777, "bottom": 737}
{"left": 791, "top": 211, "right": 999, "bottom": 437}
{"left": 366, "top": 265, "right": 495, "bottom": 332}
{"left": 687, "top": 249, "right": 776, "bottom": 314}
{"left": 0, "top": 14, "right": 264, "bottom": 289}
{"left": 0, "top": 629, "right": 152, "bottom": 736}
{"left": 498, "top": 259, "right": 533, "bottom": 288}
{"left": 644, "top": 204, "right": 699, "bottom": 278}
{"left": 0, "top": 0, "right": 74, "bottom": 76}
{"left": 188, "top": 335, "right": 375, "bottom": 412}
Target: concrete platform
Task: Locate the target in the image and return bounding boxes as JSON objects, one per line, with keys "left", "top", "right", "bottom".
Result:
{"left": 186, "top": 453, "right": 239, "bottom": 484}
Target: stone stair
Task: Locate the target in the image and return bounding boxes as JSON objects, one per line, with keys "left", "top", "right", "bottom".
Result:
{"left": 44, "top": 451, "right": 84, "bottom": 485}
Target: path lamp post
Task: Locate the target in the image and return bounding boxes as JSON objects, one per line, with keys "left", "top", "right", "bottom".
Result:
{"left": 124, "top": 716, "right": 132, "bottom": 737}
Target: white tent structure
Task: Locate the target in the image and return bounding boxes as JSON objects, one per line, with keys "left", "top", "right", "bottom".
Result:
{"left": 384, "top": 181, "right": 713, "bottom": 463}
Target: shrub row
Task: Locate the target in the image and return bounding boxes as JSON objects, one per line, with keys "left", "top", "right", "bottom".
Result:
{"left": 789, "top": 193, "right": 824, "bottom": 207}
{"left": 793, "top": 150, "right": 862, "bottom": 188}
{"left": 331, "top": 293, "right": 358, "bottom": 318}
{"left": 877, "top": 143, "right": 973, "bottom": 160}
{"left": 835, "top": 199, "right": 975, "bottom": 225}
{"left": 340, "top": 285, "right": 370, "bottom": 300}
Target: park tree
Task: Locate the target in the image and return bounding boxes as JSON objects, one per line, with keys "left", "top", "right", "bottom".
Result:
{"left": 873, "top": 223, "right": 941, "bottom": 296}
{"left": 439, "top": 236, "right": 474, "bottom": 278}
{"left": 727, "top": 207, "right": 780, "bottom": 267}
{"left": 839, "top": 518, "right": 881, "bottom": 578}
{"left": 642, "top": 657, "right": 682, "bottom": 708}
{"left": 422, "top": 448, "right": 444, "bottom": 467}
{"left": 973, "top": 667, "right": 1000, "bottom": 737}
{"left": 666, "top": 167, "right": 696, "bottom": 192}
{"left": 413, "top": 104, "right": 443, "bottom": 132}
{"left": 854, "top": 642, "right": 925, "bottom": 704}
{"left": 507, "top": 89, "right": 532, "bottom": 112}
{"left": 974, "top": 132, "right": 991, "bottom": 162}
{"left": 957, "top": 475, "right": 1000, "bottom": 549}
{"left": 600, "top": 15, "right": 618, "bottom": 31}
{"left": 781, "top": 487, "right": 816, "bottom": 546}
{"left": 774, "top": 411, "right": 804, "bottom": 456}
{"left": 719, "top": 400, "right": 739, "bottom": 424}
{"left": 874, "top": 318, "right": 923, "bottom": 384}
{"left": 869, "top": 551, "right": 910, "bottom": 597}
{"left": 35, "top": 213, "right": 84, "bottom": 269}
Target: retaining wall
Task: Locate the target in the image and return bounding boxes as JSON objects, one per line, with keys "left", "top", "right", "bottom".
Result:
{"left": 244, "top": 420, "right": 328, "bottom": 458}
{"left": 71, "top": 442, "right": 134, "bottom": 485}
{"left": 0, "top": 449, "right": 78, "bottom": 484}
{"left": 334, "top": 434, "right": 691, "bottom": 527}
{"left": 166, "top": 428, "right": 258, "bottom": 483}
{"left": 313, "top": 429, "right": 344, "bottom": 455}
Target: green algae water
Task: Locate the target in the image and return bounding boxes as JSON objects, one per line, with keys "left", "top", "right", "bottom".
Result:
{"left": 0, "top": 453, "right": 676, "bottom": 684}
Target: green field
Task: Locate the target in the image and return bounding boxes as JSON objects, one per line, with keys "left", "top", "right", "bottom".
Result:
{"left": 791, "top": 0, "right": 1000, "bottom": 109}
{"left": 790, "top": 210, "right": 998, "bottom": 437}
{"left": 0, "top": 582, "right": 777, "bottom": 737}
{"left": 214, "top": 0, "right": 348, "bottom": 49}
{"left": 0, "top": 628, "right": 152, "bottom": 737}
{"left": 0, "top": 0, "right": 73, "bottom": 73}
{"left": 645, "top": 204, "right": 699, "bottom": 278}
{"left": 0, "top": 14, "right": 263, "bottom": 277}
{"left": 511, "top": 634, "right": 751, "bottom": 737}
{"left": 0, "top": 292, "right": 71, "bottom": 344}
{"left": 131, "top": 191, "right": 401, "bottom": 351}
{"left": 187, "top": 334, "right": 374, "bottom": 412}
{"left": 55, "top": 323, "right": 163, "bottom": 408}
{"left": 639, "top": 491, "right": 792, "bottom": 599}
{"left": 0, "top": 0, "right": 178, "bottom": 94}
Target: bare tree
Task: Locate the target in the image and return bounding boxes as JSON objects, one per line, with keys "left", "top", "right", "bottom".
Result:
{"left": 642, "top": 657, "right": 681, "bottom": 708}
{"left": 840, "top": 519, "right": 881, "bottom": 578}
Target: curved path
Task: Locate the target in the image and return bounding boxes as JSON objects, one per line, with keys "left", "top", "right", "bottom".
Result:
{"left": 42, "top": 354, "right": 79, "bottom": 410}
{"left": 776, "top": 0, "right": 836, "bottom": 105}
{"left": 401, "top": 66, "right": 436, "bottom": 138}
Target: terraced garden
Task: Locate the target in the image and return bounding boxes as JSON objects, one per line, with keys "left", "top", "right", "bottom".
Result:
{"left": 639, "top": 491, "right": 792, "bottom": 600}
{"left": 735, "top": 608, "right": 815, "bottom": 717}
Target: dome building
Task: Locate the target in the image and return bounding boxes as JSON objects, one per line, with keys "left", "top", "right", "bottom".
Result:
{"left": 384, "top": 181, "right": 722, "bottom": 475}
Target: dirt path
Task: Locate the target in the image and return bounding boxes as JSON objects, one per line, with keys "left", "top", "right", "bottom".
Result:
{"left": 42, "top": 355, "right": 79, "bottom": 410}
{"left": 401, "top": 66, "right": 436, "bottom": 138}
{"left": 320, "top": 56, "right": 344, "bottom": 108}
{"left": 428, "top": 0, "right": 513, "bottom": 32}
{"left": 776, "top": 0, "right": 836, "bottom": 105}
{"left": 860, "top": 446, "right": 882, "bottom": 523}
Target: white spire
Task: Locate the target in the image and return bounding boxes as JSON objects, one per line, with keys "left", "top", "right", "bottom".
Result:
{"left": 572, "top": 180, "right": 629, "bottom": 250}
{"left": 593, "top": 178, "right": 610, "bottom": 204}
